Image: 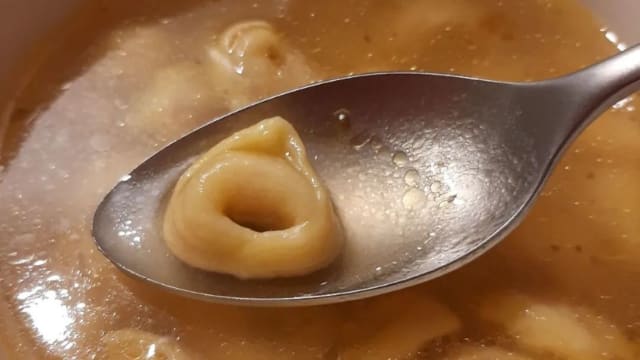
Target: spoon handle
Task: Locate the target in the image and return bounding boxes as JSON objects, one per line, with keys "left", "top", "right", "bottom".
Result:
{"left": 560, "top": 43, "right": 640, "bottom": 123}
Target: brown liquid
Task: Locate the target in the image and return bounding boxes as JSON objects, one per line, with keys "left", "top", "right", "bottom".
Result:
{"left": 0, "top": 0, "right": 638, "bottom": 359}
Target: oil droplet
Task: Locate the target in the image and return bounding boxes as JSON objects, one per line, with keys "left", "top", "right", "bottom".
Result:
{"left": 392, "top": 151, "right": 409, "bottom": 167}
{"left": 430, "top": 181, "right": 443, "bottom": 193}
{"left": 404, "top": 169, "right": 420, "bottom": 187}
{"left": 333, "top": 108, "right": 351, "bottom": 128}
{"left": 402, "top": 188, "right": 426, "bottom": 209}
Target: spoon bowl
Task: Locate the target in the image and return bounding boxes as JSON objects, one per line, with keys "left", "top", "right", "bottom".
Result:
{"left": 93, "top": 45, "right": 640, "bottom": 306}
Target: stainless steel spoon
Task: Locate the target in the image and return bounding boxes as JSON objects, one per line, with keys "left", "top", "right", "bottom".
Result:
{"left": 93, "top": 44, "right": 640, "bottom": 306}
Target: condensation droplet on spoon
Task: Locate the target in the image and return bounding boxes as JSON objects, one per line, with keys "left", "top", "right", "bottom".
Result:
{"left": 333, "top": 108, "right": 351, "bottom": 128}
{"left": 404, "top": 169, "right": 420, "bottom": 187}
{"left": 402, "top": 188, "right": 426, "bottom": 209}
{"left": 392, "top": 151, "right": 409, "bottom": 167}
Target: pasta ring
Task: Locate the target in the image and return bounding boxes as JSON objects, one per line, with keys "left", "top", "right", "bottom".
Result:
{"left": 163, "top": 117, "right": 343, "bottom": 279}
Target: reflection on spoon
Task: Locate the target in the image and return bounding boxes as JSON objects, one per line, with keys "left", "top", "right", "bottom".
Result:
{"left": 93, "top": 45, "right": 640, "bottom": 306}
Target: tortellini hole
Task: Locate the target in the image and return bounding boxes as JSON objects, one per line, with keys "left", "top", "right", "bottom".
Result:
{"left": 222, "top": 187, "right": 297, "bottom": 233}
{"left": 98, "top": 329, "right": 190, "bottom": 360}
{"left": 216, "top": 20, "right": 287, "bottom": 75}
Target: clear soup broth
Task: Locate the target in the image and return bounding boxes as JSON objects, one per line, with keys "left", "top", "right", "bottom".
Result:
{"left": 0, "top": 0, "right": 639, "bottom": 359}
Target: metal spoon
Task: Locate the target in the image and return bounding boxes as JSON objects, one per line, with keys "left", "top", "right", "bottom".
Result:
{"left": 93, "top": 44, "right": 640, "bottom": 306}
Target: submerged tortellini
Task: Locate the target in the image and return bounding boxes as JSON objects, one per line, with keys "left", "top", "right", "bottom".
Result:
{"left": 339, "top": 293, "right": 460, "bottom": 359}
{"left": 480, "top": 293, "right": 639, "bottom": 360}
{"left": 448, "top": 345, "right": 533, "bottom": 360}
{"left": 208, "top": 20, "right": 317, "bottom": 109}
{"left": 164, "top": 117, "right": 343, "bottom": 279}
{"left": 126, "top": 62, "right": 227, "bottom": 142}
{"left": 98, "top": 329, "right": 191, "bottom": 360}
{"left": 126, "top": 20, "right": 316, "bottom": 142}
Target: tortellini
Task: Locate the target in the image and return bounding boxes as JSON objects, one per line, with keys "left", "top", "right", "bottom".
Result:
{"left": 211, "top": 20, "right": 286, "bottom": 78}
{"left": 126, "top": 61, "right": 227, "bottom": 142}
{"left": 98, "top": 329, "right": 191, "bottom": 360}
{"left": 339, "top": 293, "right": 460, "bottom": 359}
{"left": 207, "top": 20, "right": 317, "bottom": 109}
{"left": 448, "top": 345, "right": 533, "bottom": 360}
{"left": 480, "top": 293, "right": 639, "bottom": 359}
{"left": 126, "top": 20, "right": 316, "bottom": 142}
{"left": 163, "top": 117, "right": 343, "bottom": 278}
{"left": 390, "top": 0, "right": 487, "bottom": 38}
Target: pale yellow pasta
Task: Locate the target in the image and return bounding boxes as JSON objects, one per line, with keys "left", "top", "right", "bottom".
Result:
{"left": 212, "top": 20, "right": 284, "bottom": 76}
{"left": 213, "top": 337, "right": 330, "bottom": 360}
{"left": 163, "top": 116, "right": 343, "bottom": 278}
{"left": 107, "top": 25, "right": 175, "bottom": 80}
{"left": 98, "top": 329, "right": 191, "bottom": 360}
{"left": 479, "top": 293, "right": 639, "bottom": 360}
{"left": 390, "top": 0, "right": 487, "bottom": 38}
{"left": 207, "top": 20, "right": 317, "bottom": 109}
{"left": 126, "top": 62, "right": 226, "bottom": 142}
{"left": 448, "top": 345, "right": 533, "bottom": 360}
{"left": 125, "top": 20, "right": 316, "bottom": 143}
{"left": 340, "top": 294, "right": 460, "bottom": 359}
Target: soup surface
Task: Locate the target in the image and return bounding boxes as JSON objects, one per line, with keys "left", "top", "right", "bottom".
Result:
{"left": 0, "top": 0, "right": 639, "bottom": 359}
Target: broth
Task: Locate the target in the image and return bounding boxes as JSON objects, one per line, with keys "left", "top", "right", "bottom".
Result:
{"left": 0, "top": 0, "right": 639, "bottom": 359}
